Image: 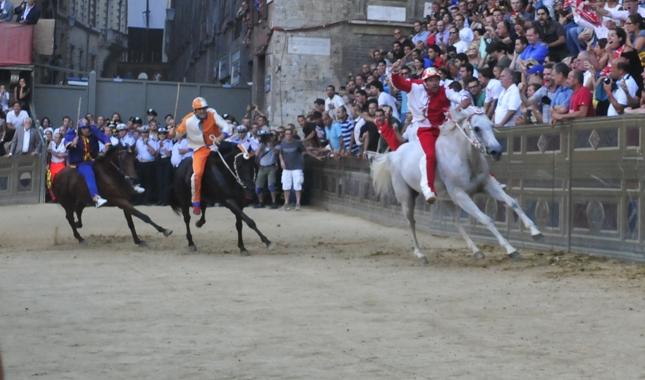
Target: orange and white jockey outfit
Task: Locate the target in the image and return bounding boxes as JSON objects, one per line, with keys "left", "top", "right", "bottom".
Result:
{"left": 175, "top": 97, "right": 233, "bottom": 214}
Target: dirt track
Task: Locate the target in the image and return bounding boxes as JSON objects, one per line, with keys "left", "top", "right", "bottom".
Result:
{"left": 1, "top": 204, "right": 644, "bottom": 379}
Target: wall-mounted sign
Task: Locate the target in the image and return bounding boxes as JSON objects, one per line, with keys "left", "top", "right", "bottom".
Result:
{"left": 288, "top": 36, "right": 331, "bottom": 56}
{"left": 367, "top": 5, "right": 406, "bottom": 22}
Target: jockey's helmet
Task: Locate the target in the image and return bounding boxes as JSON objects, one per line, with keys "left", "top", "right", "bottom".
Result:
{"left": 192, "top": 97, "right": 208, "bottom": 110}
{"left": 421, "top": 67, "right": 440, "bottom": 81}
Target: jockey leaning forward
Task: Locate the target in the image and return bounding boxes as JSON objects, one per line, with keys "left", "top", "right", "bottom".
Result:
{"left": 64, "top": 121, "right": 111, "bottom": 208}
{"left": 390, "top": 60, "right": 450, "bottom": 204}
{"left": 169, "top": 97, "right": 247, "bottom": 216}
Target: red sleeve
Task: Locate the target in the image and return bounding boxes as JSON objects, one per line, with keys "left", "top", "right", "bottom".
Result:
{"left": 391, "top": 73, "right": 413, "bottom": 93}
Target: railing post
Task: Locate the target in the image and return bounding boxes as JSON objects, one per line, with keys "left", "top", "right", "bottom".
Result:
{"left": 88, "top": 71, "right": 97, "bottom": 116}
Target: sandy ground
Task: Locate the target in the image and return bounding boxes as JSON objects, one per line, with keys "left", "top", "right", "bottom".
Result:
{"left": 1, "top": 204, "right": 645, "bottom": 380}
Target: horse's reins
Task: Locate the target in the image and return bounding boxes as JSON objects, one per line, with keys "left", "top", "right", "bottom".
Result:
{"left": 209, "top": 134, "right": 249, "bottom": 189}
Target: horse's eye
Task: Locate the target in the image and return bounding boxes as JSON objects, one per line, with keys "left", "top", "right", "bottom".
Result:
{"left": 473, "top": 126, "right": 481, "bottom": 133}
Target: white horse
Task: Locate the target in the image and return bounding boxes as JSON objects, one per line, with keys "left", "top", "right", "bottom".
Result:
{"left": 371, "top": 106, "right": 542, "bottom": 263}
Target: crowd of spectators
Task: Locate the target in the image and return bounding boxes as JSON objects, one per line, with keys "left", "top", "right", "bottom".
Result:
{"left": 289, "top": 0, "right": 645, "bottom": 160}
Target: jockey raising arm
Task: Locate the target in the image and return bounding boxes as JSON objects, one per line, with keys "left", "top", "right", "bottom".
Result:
{"left": 168, "top": 97, "right": 237, "bottom": 216}
{"left": 390, "top": 60, "right": 449, "bottom": 204}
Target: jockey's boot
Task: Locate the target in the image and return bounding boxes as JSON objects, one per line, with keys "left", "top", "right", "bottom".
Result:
{"left": 133, "top": 184, "right": 145, "bottom": 194}
{"left": 192, "top": 202, "right": 201, "bottom": 215}
{"left": 422, "top": 188, "right": 437, "bottom": 205}
{"left": 94, "top": 195, "right": 108, "bottom": 208}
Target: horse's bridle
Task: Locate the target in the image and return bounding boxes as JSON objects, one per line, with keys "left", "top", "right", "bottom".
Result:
{"left": 108, "top": 149, "right": 136, "bottom": 185}
{"left": 452, "top": 112, "right": 487, "bottom": 155}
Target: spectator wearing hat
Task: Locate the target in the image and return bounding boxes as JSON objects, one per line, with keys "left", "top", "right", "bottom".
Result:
{"left": 156, "top": 126, "right": 173, "bottom": 205}
{"left": 226, "top": 125, "right": 259, "bottom": 153}
{"left": 255, "top": 128, "right": 279, "bottom": 209}
{"left": 115, "top": 123, "right": 135, "bottom": 148}
{"left": 135, "top": 125, "right": 159, "bottom": 205}
{"left": 145, "top": 108, "right": 158, "bottom": 126}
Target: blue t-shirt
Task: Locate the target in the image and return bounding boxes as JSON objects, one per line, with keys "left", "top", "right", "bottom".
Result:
{"left": 277, "top": 139, "right": 305, "bottom": 170}
{"left": 552, "top": 86, "right": 573, "bottom": 110}
{"left": 519, "top": 42, "right": 549, "bottom": 64}
{"left": 325, "top": 122, "right": 342, "bottom": 152}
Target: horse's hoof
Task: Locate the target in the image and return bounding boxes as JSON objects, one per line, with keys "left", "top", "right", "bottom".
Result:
{"left": 265, "top": 241, "right": 272, "bottom": 250}
{"left": 473, "top": 251, "right": 485, "bottom": 260}
{"left": 188, "top": 245, "right": 197, "bottom": 252}
{"left": 136, "top": 241, "right": 147, "bottom": 247}
{"left": 508, "top": 251, "right": 521, "bottom": 261}
{"left": 162, "top": 229, "right": 173, "bottom": 237}
{"left": 420, "top": 256, "right": 429, "bottom": 265}
{"left": 240, "top": 249, "right": 250, "bottom": 256}
{"left": 78, "top": 238, "right": 86, "bottom": 245}
{"left": 196, "top": 220, "right": 205, "bottom": 228}
{"left": 531, "top": 232, "right": 544, "bottom": 241}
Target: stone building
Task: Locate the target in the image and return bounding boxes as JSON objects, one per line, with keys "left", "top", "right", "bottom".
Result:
{"left": 167, "top": 0, "right": 428, "bottom": 125}
{"left": 49, "top": 0, "right": 128, "bottom": 79}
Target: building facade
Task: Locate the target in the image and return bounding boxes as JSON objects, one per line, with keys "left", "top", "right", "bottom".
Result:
{"left": 166, "top": 0, "right": 429, "bottom": 124}
{"left": 36, "top": 0, "right": 128, "bottom": 81}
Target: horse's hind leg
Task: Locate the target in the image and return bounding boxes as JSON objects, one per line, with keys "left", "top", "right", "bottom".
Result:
{"left": 484, "top": 178, "right": 542, "bottom": 239}
{"left": 75, "top": 205, "right": 84, "bottom": 228}
{"left": 195, "top": 206, "right": 206, "bottom": 228}
{"left": 65, "top": 208, "right": 84, "bottom": 243}
{"left": 123, "top": 210, "right": 144, "bottom": 246}
{"left": 401, "top": 191, "right": 427, "bottom": 264}
{"left": 235, "top": 214, "right": 249, "bottom": 256}
{"left": 182, "top": 206, "right": 197, "bottom": 251}
{"left": 224, "top": 199, "right": 271, "bottom": 248}
{"left": 450, "top": 190, "right": 519, "bottom": 258}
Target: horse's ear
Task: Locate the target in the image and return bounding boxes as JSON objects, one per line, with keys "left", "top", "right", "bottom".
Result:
{"left": 449, "top": 107, "right": 468, "bottom": 123}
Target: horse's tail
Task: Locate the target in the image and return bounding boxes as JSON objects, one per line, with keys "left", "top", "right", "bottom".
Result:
{"left": 370, "top": 153, "right": 393, "bottom": 198}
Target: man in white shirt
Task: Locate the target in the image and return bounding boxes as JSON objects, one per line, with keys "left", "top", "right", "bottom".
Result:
{"left": 324, "top": 85, "right": 345, "bottom": 117}
{"left": 368, "top": 80, "right": 401, "bottom": 122}
{"left": 479, "top": 68, "right": 504, "bottom": 120}
{"left": 135, "top": 126, "right": 159, "bottom": 204}
{"left": 494, "top": 69, "right": 521, "bottom": 127}
{"left": 9, "top": 117, "right": 41, "bottom": 156}
{"left": 605, "top": 60, "right": 639, "bottom": 116}
{"left": 6, "top": 102, "right": 29, "bottom": 131}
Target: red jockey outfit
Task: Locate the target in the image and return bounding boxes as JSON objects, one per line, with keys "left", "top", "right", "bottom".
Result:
{"left": 391, "top": 68, "right": 450, "bottom": 203}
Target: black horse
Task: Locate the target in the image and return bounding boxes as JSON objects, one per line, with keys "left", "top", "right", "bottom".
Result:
{"left": 169, "top": 146, "right": 271, "bottom": 254}
{"left": 53, "top": 146, "right": 173, "bottom": 244}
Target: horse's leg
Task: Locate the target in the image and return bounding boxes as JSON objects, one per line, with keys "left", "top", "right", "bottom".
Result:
{"left": 123, "top": 209, "right": 144, "bottom": 245}
{"left": 235, "top": 214, "right": 249, "bottom": 256}
{"left": 75, "top": 205, "right": 84, "bottom": 229}
{"left": 401, "top": 189, "right": 427, "bottom": 264}
{"left": 450, "top": 190, "right": 519, "bottom": 258}
{"left": 111, "top": 198, "right": 173, "bottom": 237}
{"left": 65, "top": 207, "right": 84, "bottom": 243}
{"left": 449, "top": 204, "right": 484, "bottom": 259}
{"left": 195, "top": 205, "right": 207, "bottom": 228}
{"left": 484, "top": 178, "right": 543, "bottom": 239}
{"left": 223, "top": 199, "right": 271, "bottom": 248}
{"left": 182, "top": 206, "right": 197, "bottom": 251}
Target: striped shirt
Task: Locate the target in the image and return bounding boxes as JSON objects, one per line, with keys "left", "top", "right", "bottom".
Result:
{"left": 339, "top": 118, "right": 358, "bottom": 154}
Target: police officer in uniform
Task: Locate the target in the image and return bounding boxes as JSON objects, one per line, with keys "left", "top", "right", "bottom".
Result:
{"left": 156, "top": 126, "right": 173, "bottom": 205}
{"left": 135, "top": 125, "right": 159, "bottom": 204}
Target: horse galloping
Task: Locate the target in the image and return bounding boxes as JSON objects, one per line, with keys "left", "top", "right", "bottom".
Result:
{"left": 170, "top": 146, "right": 271, "bottom": 254}
{"left": 53, "top": 145, "right": 173, "bottom": 244}
{"left": 371, "top": 106, "right": 542, "bottom": 263}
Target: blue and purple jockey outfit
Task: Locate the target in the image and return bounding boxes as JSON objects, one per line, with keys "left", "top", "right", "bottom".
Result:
{"left": 64, "top": 126, "right": 110, "bottom": 200}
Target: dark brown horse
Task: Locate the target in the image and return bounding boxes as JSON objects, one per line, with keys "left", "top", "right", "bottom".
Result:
{"left": 169, "top": 147, "right": 271, "bottom": 254}
{"left": 52, "top": 146, "right": 172, "bottom": 244}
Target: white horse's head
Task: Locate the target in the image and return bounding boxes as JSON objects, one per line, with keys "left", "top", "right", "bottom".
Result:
{"left": 450, "top": 106, "right": 503, "bottom": 161}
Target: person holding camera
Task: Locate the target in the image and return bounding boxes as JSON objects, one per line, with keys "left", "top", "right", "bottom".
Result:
{"left": 603, "top": 60, "right": 639, "bottom": 116}
{"left": 254, "top": 129, "right": 279, "bottom": 209}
